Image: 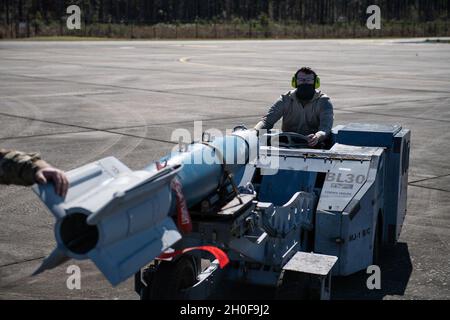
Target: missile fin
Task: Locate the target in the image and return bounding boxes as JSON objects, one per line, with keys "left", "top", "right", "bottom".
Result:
{"left": 88, "top": 217, "right": 182, "bottom": 286}
{"left": 32, "top": 247, "right": 70, "bottom": 276}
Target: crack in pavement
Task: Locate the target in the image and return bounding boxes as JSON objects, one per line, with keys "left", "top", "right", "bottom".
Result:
{"left": 0, "top": 72, "right": 268, "bottom": 104}
{"left": 408, "top": 183, "right": 450, "bottom": 193}
{"left": 408, "top": 173, "right": 450, "bottom": 184}
{"left": 0, "top": 129, "right": 94, "bottom": 141}
{"left": 339, "top": 107, "right": 450, "bottom": 123}
{"left": 0, "top": 112, "right": 261, "bottom": 141}
{"left": 0, "top": 255, "right": 45, "bottom": 269}
{"left": 0, "top": 111, "right": 177, "bottom": 145}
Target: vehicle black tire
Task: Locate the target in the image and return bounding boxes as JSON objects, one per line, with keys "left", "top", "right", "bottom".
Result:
{"left": 135, "top": 271, "right": 150, "bottom": 300}
{"left": 147, "top": 256, "right": 198, "bottom": 300}
{"left": 373, "top": 220, "right": 382, "bottom": 266}
{"left": 139, "top": 286, "right": 149, "bottom": 300}
{"left": 275, "top": 271, "right": 311, "bottom": 300}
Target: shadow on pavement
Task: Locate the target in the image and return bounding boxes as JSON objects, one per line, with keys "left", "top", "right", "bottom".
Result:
{"left": 159, "top": 242, "right": 412, "bottom": 300}
{"left": 332, "top": 242, "right": 413, "bottom": 300}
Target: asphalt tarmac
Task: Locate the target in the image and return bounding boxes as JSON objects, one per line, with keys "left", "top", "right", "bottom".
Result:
{"left": 0, "top": 39, "right": 449, "bottom": 300}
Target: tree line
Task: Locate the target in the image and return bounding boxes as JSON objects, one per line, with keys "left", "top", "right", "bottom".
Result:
{"left": 1, "top": 0, "right": 449, "bottom": 25}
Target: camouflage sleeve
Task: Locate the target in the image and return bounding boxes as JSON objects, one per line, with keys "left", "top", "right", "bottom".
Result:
{"left": 0, "top": 149, "right": 49, "bottom": 186}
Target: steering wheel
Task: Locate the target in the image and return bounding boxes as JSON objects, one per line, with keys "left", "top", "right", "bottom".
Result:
{"left": 269, "top": 132, "right": 310, "bottom": 149}
{"left": 232, "top": 125, "right": 248, "bottom": 132}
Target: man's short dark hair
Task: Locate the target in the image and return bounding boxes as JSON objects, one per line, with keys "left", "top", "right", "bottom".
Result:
{"left": 297, "top": 67, "right": 317, "bottom": 77}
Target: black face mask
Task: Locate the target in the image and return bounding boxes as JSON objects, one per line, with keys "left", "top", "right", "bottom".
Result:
{"left": 296, "top": 84, "right": 315, "bottom": 101}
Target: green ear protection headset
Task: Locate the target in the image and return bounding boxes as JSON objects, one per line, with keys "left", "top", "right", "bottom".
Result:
{"left": 291, "top": 69, "right": 321, "bottom": 89}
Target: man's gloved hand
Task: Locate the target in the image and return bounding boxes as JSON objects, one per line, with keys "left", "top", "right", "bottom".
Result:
{"left": 307, "top": 132, "right": 326, "bottom": 147}
{"left": 35, "top": 166, "right": 69, "bottom": 198}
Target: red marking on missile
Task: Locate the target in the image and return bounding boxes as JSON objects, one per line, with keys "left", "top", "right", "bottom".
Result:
{"left": 158, "top": 246, "right": 230, "bottom": 269}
